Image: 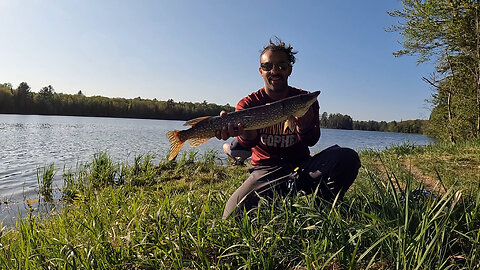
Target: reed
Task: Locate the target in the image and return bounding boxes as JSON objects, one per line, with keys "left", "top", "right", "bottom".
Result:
{"left": 36, "top": 163, "right": 55, "bottom": 202}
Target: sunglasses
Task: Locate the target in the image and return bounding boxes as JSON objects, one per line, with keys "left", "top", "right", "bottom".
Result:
{"left": 260, "top": 61, "right": 291, "bottom": 71}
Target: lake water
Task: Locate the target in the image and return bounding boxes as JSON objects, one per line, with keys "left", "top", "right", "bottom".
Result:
{"left": 0, "top": 114, "right": 435, "bottom": 224}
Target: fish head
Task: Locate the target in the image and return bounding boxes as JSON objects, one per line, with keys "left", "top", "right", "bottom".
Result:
{"left": 287, "top": 91, "right": 320, "bottom": 117}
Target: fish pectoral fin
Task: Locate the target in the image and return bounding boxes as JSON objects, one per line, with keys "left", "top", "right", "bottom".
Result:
{"left": 187, "top": 137, "right": 211, "bottom": 147}
{"left": 184, "top": 116, "right": 211, "bottom": 126}
{"left": 284, "top": 116, "right": 297, "bottom": 133}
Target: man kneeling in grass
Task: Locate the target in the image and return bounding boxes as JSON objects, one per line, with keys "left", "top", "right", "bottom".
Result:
{"left": 216, "top": 37, "right": 361, "bottom": 218}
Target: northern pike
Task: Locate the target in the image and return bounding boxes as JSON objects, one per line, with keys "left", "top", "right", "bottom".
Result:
{"left": 166, "top": 91, "right": 320, "bottom": 160}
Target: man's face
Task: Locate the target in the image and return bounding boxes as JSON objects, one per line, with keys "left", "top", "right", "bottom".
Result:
{"left": 259, "top": 50, "right": 292, "bottom": 93}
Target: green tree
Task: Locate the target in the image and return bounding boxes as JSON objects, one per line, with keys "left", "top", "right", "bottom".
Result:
{"left": 0, "top": 83, "right": 14, "bottom": 113}
{"left": 389, "top": 0, "right": 480, "bottom": 142}
{"left": 39, "top": 85, "right": 55, "bottom": 98}
{"left": 35, "top": 85, "right": 56, "bottom": 114}
{"left": 320, "top": 112, "right": 328, "bottom": 128}
{"left": 13, "top": 82, "right": 33, "bottom": 113}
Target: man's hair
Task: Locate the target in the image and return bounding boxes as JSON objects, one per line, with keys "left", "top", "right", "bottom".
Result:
{"left": 260, "top": 37, "right": 298, "bottom": 65}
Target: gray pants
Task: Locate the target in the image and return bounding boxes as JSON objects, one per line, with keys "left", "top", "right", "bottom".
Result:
{"left": 222, "top": 145, "right": 361, "bottom": 218}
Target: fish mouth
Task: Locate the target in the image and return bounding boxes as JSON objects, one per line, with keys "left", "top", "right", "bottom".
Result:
{"left": 311, "top": 91, "right": 321, "bottom": 98}
{"left": 308, "top": 91, "right": 321, "bottom": 103}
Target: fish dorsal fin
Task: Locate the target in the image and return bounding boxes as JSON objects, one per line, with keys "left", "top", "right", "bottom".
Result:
{"left": 284, "top": 116, "right": 297, "bottom": 133}
{"left": 187, "top": 137, "right": 210, "bottom": 147}
{"left": 184, "top": 116, "right": 211, "bottom": 126}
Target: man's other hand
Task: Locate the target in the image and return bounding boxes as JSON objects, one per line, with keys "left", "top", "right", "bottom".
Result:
{"left": 295, "top": 106, "right": 314, "bottom": 131}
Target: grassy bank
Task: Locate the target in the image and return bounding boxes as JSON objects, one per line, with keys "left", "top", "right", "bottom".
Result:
{"left": 1, "top": 142, "right": 480, "bottom": 269}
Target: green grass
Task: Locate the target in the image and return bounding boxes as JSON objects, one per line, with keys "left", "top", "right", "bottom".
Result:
{"left": 37, "top": 163, "right": 55, "bottom": 202}
{"left": 1, "top": 142, "right": 480, "bottom": 269}
{"left": 361, "top": 139, "right": 480, "bottom": 195}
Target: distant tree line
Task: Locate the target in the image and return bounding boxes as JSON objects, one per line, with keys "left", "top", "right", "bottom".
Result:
{"left": 319, "top": 112, "right": 427, "bottom": 134}
{"left": 0, "top": 82, "right": 234, "bottom": 120}
{"left": 1, "top": 81, "right": 427, "bottom": 134}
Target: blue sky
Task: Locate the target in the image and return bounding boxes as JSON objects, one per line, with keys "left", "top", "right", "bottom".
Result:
{"left": 0, "top": 1, "right": 435, "bottom": 121}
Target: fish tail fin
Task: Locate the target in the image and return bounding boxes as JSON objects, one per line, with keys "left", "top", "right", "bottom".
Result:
{"left": 167, "top": 130, "right": 185, "bottom": 161}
